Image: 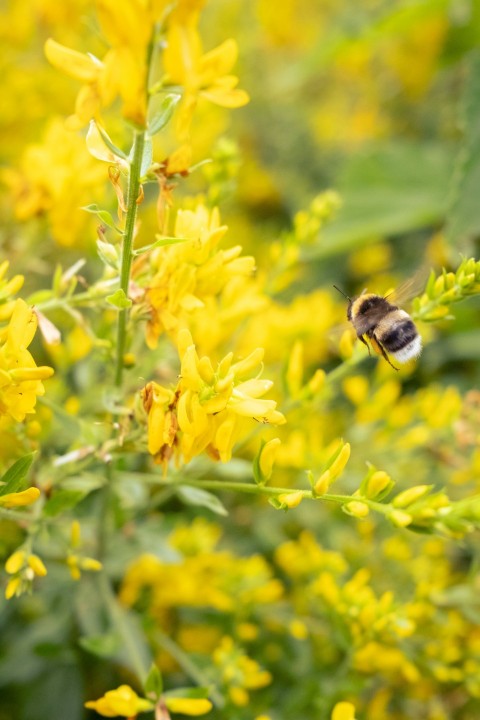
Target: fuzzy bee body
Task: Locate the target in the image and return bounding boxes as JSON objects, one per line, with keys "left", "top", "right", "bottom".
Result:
{"left": 341, "top": 291, "right": 422, "bottom": 369}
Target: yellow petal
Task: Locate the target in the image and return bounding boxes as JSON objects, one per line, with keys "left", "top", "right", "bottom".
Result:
{"left": 9, "top": 366, "right": 54, "bottom": 381}
{"left": 7, "top": 299, "right": 37, "bottom": 348}
{"left": 45, "top": 39, "right": 101, "bottom": 82}
{"left": 5, "top": 550, "right": 26, "bottom": 574}
{"left": 165, "top": 697, "right": 213, "bottom": 716}
{"left": 0, "top": 487, "right": 41, "bottom": 508}
{"left": 235, "top": 379, "right": 273, "bottom": 399}
{"left": 28, "top": 554, "right": 47, "bottom": 577}
{"left": 259, "top": 438, "right": 281, "bottom": 480}
{"left": 199, "top": 39, "right": 238, "bottom": 84}
{"left": 230, "top": 398, "right": 276, "bottom": 417}
{"left": 331, "top": 701, "right": 357, "bottom": 720}
{"left": 5, "top": 577, "right": 21, "bottom": 600}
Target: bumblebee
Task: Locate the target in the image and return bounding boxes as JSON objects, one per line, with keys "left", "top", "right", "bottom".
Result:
{"left": 334, "top": 286, "right": 422, "bottom": 370}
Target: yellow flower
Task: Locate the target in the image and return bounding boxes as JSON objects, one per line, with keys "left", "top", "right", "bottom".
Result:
{"left": 331, "top": 701, "right": 357, "bottom": 720}
{"left": 45, "top": 0, "right": 169, "bottom": 128}
{"left": 143, "top": 330, "right": 285, "bottom": 467}
{"left": 164, "top": 697, "right": 212, "bottom": 716}
{"left": 143, "top": 204, "right": 256, "bottom": 349}
{"left": 0, "top": 486, "right": 40, "bottom": 508}
{"left": 164, "top": 20, "right": 249, "bottom": 139}
{"left": 0, "top": 299, "right": 54, "bottom": 422}
{"left": 5, "top": 549, "right": 47, "bottom": 599}
{"left": 85, "top": 685, "right": 153, "bottom": 717}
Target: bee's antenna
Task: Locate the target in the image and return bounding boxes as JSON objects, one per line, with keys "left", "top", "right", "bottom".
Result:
{"left": 333, "top": 285, "right": 351, "bottom": 301}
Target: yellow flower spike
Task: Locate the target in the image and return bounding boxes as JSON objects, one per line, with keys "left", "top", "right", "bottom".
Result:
{"left": 0, "top": 487, "right": 41, "bottom": 508}
{"left": 164, "top": 697, "right": 213, "bottom": 716}
{"left": 331, "top": 701, "right": 357, "bottom": 720}
{"left": 259, "top": 438, "right": 281, "bottom": 480}
{"left": 393, "top": 485, "right": 432, "bottom": 508}
{"left": 5, "top": 550, "right": 26, "bottom": 575}
{"left": 44, "top": 39, "right": 102, "bottom": 83}
{"left": 27, "top": 554, "right": 47, "bottom": 577}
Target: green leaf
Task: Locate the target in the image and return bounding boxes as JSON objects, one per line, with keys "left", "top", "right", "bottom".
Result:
{"left": 140, "top": 135, "right": 153, "bottom": 177}
{"left": 81, "top": 204, "right": 118, "bottom": 230}
{"left": 0, "top": 454, "right": 35, "bottom": 496}
{"left": 96, "top": 123, "right": 128, "bottom": 160}
{"left": 148, "top": 93, "right": 180, "bottom": 136}
{"left": 106, "top": 289, "right": 132, "bottom": 309}
{"left": 132, "top": 235, "right": 188, "bottom": 256}
{"left": 445, "top": 51, "right": 480, "bottom": 248}
{"left": 79, "top": 633, "right": 121, "bottom": 658}
{"left": 144, "top": 663, "right": 163, "bottom": 700}
{"left": 43, "top": 490, "right": 87, "bottom": 517}
{"left": 304, "top": 141, "right": 454, "bottom": 260}
{"left": 176, "top": 486, "right": 228, "bottom": 516}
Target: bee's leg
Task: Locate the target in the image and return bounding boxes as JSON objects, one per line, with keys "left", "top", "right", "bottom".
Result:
{"left": 374, "top": 338, "right": 399, "bottom": 371}
{"left": 358, "top": 334, "right": 371, "bottom": 356}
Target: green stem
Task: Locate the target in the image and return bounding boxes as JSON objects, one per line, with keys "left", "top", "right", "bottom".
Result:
{"left": 114, "top": 130, "right": 146, "bottom": 388}
{"left": 98, "top": 573, "right": 151, "bottom": 683}
{"left": 117, "top": 471, "right": 391, "bottom": 513}
{"left": 33, "top": 284, "right": 116, "bottom": 313}
{"left": 154, "top": 629, "right": 224, "bottom": 708}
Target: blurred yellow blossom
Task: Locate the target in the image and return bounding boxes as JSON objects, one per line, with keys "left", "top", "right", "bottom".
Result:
{"left": 331, "top": 701, "right": 357, "bottom": 720}
{"left": 0, "top": 486, "right": 40, "bottom": 509}
{"left": 3, "top": 118, "right": 106, "bottom": 246}
{"left": 85, "top": 685, "right": 153, "bottom": 717}
{"left": 5, "top": 548, "right": 47, "bottom": 599}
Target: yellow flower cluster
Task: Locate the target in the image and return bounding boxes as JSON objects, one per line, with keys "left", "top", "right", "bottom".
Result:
{"left": 141, "top": 204, "right": 257, "bottom": 349}
{"left": 0, "top": 298, "right": 54, "bottom": 422}
{"left": 4, "top": 548, "right": 47, "bottom": 599}
{"left": 142, "top": 328, "right": 285, "bottom": 467}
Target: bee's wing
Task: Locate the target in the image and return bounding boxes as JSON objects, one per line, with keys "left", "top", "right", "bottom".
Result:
{"left": 384, "top": 265, "right": 432, "bottom": 308}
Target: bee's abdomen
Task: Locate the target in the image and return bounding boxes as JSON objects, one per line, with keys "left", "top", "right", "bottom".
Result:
{"left": 381, "top": 318, "right": 417, "bottom": 352}
{"left": 377, "top": 310, "right": 422, "bottom": 363}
